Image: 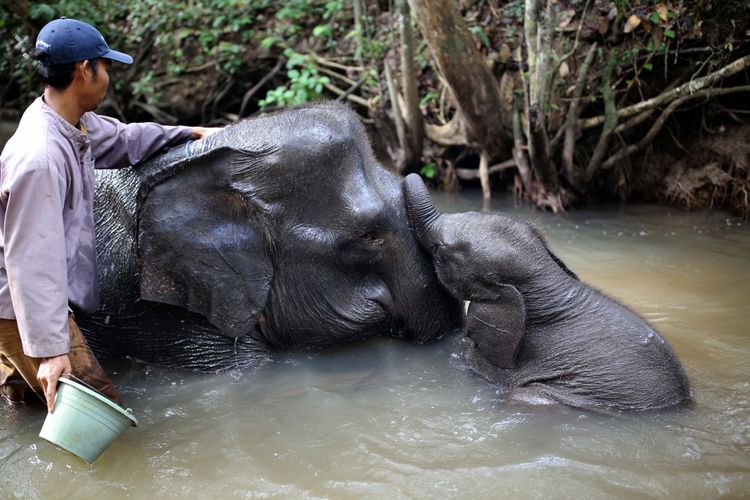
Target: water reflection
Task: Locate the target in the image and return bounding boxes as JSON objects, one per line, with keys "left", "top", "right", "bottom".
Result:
{"left": 2, "top": 193, "right": 749, "bottom": 498}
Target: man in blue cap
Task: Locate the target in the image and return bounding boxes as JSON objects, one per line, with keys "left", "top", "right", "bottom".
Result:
{"left": 0, "top": 18, "right": 214, "bottom": 411}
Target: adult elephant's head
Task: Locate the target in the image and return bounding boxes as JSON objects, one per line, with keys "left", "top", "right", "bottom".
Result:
{"left": 134, "top": 102, "right": 462, "bottom": 349}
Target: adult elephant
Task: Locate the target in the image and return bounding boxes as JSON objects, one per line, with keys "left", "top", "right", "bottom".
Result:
{"left": 78, "top": 103, "right": 463, "bottom": 371}
{"left": 403, "top": 174, "right": 691, "bottom": 411}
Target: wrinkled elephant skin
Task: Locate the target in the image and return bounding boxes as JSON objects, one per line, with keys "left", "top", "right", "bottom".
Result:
{"left": 78, "top": 103, "right": 462, "bottom": 371}
{"left": 403, "top": 173, "right": 691, "bottom": 412}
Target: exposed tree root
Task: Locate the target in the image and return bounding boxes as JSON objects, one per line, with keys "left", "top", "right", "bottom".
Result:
{"left": 656, "top": 124, "right": 750, "bottom": 218}
{"left": 603, "top": 85, "right": 750, "bottom": 170}
{"left": 424, "top": 114, "right": 468, "bottom": 147}
{"left": 581, "top": 55, "right": 750, "bottom": 130}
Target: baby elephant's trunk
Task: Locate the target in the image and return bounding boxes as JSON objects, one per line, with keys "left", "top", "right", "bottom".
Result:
{"left": 403, "top": 174, "right": 440, "bottom": 248}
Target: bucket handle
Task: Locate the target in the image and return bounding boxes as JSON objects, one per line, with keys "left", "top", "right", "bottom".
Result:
{"left": 63, "top": 374, "right": 137, "bottom": 424}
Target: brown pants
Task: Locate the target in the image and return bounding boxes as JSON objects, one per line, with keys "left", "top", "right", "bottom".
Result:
{"left": 0, "top": 315, "right": 122, "bottom": 407}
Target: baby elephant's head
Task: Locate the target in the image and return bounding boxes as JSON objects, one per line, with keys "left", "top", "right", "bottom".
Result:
{"left": 403, "top": 174, "right": 577, "bottom": 301}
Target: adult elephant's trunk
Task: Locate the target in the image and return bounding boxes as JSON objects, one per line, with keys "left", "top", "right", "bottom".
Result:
{"left": 403, "top": 174, "right": 441, "bottom": 248}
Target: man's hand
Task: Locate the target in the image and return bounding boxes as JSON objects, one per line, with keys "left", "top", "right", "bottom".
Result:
{"left": 190, "top": 127, "right": 223, "bottom": 140}
{"left": 37, "top": 354, "right": 72, "bottom": 412}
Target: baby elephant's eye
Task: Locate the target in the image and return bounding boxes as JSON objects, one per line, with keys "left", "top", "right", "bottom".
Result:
{"left": 432, "top": 245, "right": 446, "bottom": 263}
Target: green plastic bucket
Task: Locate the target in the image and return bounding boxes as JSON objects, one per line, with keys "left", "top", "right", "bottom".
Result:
{"left": 39, "top": 377, "right": 137, "bottom": 464}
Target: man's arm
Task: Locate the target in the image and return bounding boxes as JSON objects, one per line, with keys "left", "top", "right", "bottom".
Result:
{"left": 4, "top": 164, "right": 72, "bottom": 410}
{"left": 85, "top": 114, "right": 195, "bottom": 169}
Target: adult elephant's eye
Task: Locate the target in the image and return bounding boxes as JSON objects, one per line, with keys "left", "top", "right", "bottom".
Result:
{"left": 340, "top": 232, "right": 385, "bottom": 267}
{"left": 361, "top": 232, "right": 383, "bottom": 246}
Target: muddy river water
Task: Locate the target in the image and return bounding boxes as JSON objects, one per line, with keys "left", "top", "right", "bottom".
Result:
{"left": 1, "top": 192, "right": 748, "bottom": 499}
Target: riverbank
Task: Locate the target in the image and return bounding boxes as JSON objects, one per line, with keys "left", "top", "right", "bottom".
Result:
{"left": 2, "top": 1, "right": 748, "bottom": 214}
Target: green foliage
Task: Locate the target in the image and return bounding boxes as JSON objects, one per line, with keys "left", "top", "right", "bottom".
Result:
{"left": 0, "top": 0, "right": 267, "bottom": 111}
{"left": 277, "top": 0, "right": 311, "bottom": 21}
{"left": 0, "top": 0, "right": 365, "bottom": 115}
{"left": 356, "top": 30, "right": 388, "bottom": 61}
{"left": 259, "top": 49, "right": 330, "bottom": 109}
{"left": 313, "top": 25, "right": 333, "bottom": 38}
{"left": 501, "top": 0, "right": 524, "bottom": 20}
{"left": 323, "top": 0, "right": 344, "bottom": 20}
{"left": 28, "top": 4, "right": 56, "bottom": 21}
{"left": 131, "top": 70, "right": 159, "bottom": 102}
{"left": 419, "top": 90, "right": 438, "bottom": 109}
{"left": 420, "top": 162, "right": 436, "bottom": 179}
{"left": 261, "top": 35, "right": 280, "bottom": 49}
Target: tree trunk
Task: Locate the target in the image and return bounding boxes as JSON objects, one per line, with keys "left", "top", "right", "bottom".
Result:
{"left": 523, "top": 0, "right": 557, "bottom": 191}
{"left": 562, "top": 42, "right": 597, "bottom": 189}
{"left": 408, "top": 0, "right": 510, "bottom": 158}
{"left": 352, "top": 0, "right": 364, "bottom": 61}
{"left": 397, "top": 0, "right": 424, "bottom": 168}
{"left": 384, "top": 58, "right": 408, "bottom": 172}
{"left": 585, "top": 50, "right": 618, "bottom": 183}
{"left": 512, "top": 98, "right": 533, "bottom": 192}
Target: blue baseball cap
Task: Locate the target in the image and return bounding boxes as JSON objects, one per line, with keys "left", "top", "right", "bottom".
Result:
{"left": 35, "top": 18, "right": 133, "bottom": 65}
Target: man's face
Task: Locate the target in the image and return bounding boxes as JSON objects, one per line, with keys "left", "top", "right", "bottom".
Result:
{"left": 80, "top": 58, "right": 110, "bottom": 111}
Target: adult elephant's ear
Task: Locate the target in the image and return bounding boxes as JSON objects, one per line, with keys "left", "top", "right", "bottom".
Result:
{"left": 136, "top": 146, "right": 273, "bottom": 338}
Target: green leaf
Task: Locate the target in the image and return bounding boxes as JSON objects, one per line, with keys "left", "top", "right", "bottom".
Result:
{"left": 664, "top": 29, "right": 675, "bottom": 39}
{"left": 649, "top": 11, "right": 660, "bottom": 24}
{"left": 175, "top": 28, "right": 194, "bottom": 41}
{"left": 419, "top": 90, "right": 438, "bottom": 108}
{"left": 643, "top": 62, "right": 653, "bottom": 71}
{"left": 313, "top": 25, "right": 333, "bottom": 38}
{"left": 420, "top": 163, "right": 437, "bottom": 179}
{"left": 261, "top": 37, "right": 277, "bottom": 49}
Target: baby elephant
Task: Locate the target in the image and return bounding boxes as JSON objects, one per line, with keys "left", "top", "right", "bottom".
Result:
{"left": 403, "top": 174, "right": 691, "bottom": 411}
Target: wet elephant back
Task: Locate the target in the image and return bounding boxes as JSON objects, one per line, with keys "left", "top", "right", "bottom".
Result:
{"left": 510, "top": 292, "right": 691, "bottom": 410}
{"left": 93, "top": 140, "right": 197, "bottom": 313}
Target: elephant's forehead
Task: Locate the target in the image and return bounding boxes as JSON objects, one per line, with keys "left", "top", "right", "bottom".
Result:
{"left": 282, "top": 194, "right": 388, "bottom": 243}
{"left": 276, "top": 163, "right": 393, "bottom": 221}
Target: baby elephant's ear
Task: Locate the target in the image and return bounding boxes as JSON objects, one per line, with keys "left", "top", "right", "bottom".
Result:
{"left": 137, "top": 147, "right": 273, "bottom": 338}
{"left": 465, "top": 284, "right": 526, "bottom": 369}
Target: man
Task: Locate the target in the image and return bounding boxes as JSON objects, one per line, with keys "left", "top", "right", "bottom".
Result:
{"left": 0, "top": 18, "right": 213, "bottom": 411}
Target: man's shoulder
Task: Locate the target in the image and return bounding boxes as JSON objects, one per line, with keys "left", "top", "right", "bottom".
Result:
{"left": 1, "top": 107, "right": 70, "bottom": 176}
{"left": 2, "top": 113, "right": 47, "bottom": 167}
{"left": 81, "top": 111, "right": 122, "bottom": 133}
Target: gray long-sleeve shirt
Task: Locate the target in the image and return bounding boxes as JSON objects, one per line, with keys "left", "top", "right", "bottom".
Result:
{"left": 0, "top": 96, "right": 192, "bottom": 358}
